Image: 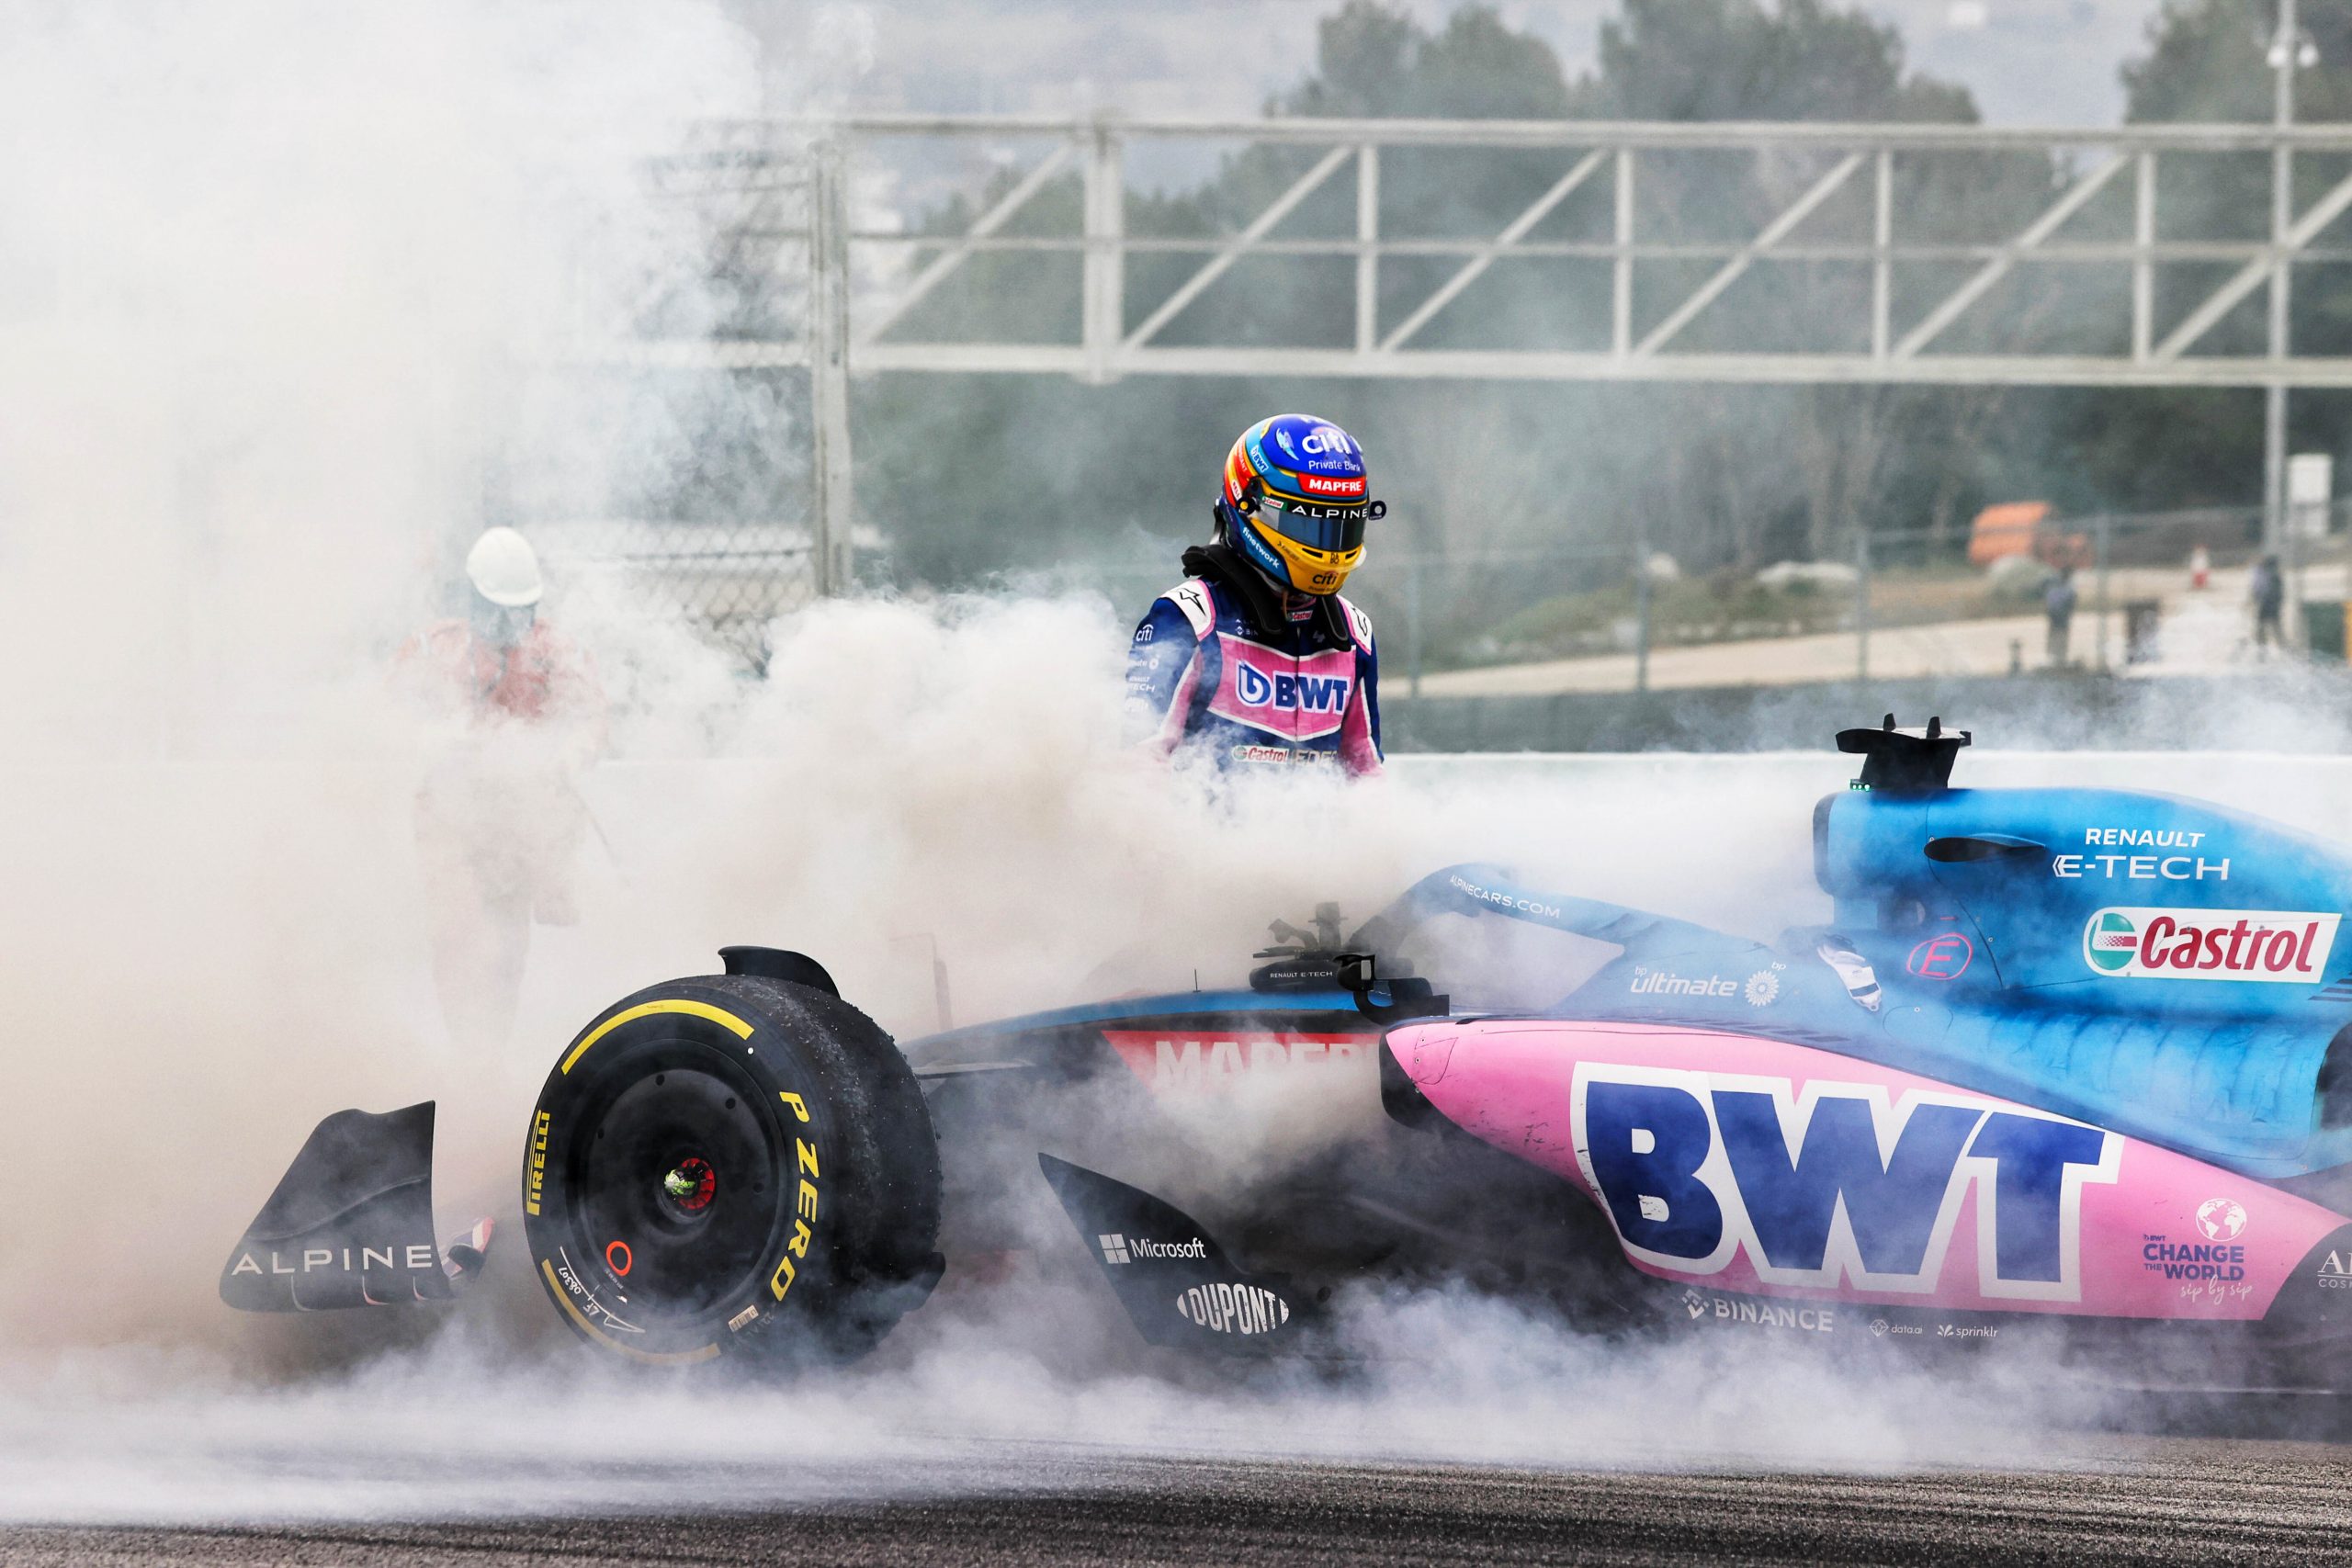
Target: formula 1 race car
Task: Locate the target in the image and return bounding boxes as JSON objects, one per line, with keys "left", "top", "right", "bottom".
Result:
{"left": 224, "top": 719, "right": 2352, "bottom": 1385}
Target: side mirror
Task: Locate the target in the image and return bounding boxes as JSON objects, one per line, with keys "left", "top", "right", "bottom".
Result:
{"left": 1335, "top": 953, "right": 1449, "bottom": 1025}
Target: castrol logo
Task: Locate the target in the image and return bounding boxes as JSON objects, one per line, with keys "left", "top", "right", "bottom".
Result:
{"left": 2083, "top": 907, "right": 2338, "bottom": 982}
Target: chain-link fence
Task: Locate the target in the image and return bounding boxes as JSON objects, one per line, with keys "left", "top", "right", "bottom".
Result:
{"left": 1066, "top": 502, "right": 2352, "bottom": 715}
{"left": 1364, "top": 502, "right": 2352, "bottom": 708}
{"left": 526, "top": 133, "right": 834, "bottom": 664}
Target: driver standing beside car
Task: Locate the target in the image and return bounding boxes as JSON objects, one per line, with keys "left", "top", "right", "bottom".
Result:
{"left": 1125, "top": 414, "right": 1385, "bottom": 776}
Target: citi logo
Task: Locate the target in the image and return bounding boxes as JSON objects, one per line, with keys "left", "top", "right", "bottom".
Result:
{"left": 1300, "top": 426, "right": 1354, "bottom": 457}
{"left": 1235, "top": 662, "right": 1351, "bottom": 713}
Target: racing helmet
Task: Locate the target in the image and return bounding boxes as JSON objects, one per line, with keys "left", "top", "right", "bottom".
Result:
{"left": 1214, "top": 414, "right": 1384, "bottom": 596}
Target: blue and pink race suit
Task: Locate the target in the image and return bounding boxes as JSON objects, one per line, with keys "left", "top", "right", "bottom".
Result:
{"left": 1125, "top": 565, "right": 1383, "bottom": 776}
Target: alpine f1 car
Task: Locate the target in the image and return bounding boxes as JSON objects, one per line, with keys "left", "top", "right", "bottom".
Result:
{"left": 224, "top": 719, "right": 2352, "bottom": 1382}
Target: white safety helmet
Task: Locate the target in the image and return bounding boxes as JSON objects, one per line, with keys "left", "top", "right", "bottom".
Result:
{"left": 464, "top": 526, "right": 543, "bottom": 608}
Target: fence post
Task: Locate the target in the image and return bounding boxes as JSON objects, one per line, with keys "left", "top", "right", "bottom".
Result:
{"left": 1408, "top": 554, "right": 1424, "bottom": 700}
{"left": 2095, "top": 513, "right": 2111, "bottom": 671}
{"left": 808, "top": 135, "right": 855, "bottom": 595}
{"left": 1854, "top": 528, "right": 1871, "bottom": 682}
{"left": 1634, "top": 524, "right": 1652, "bottom": 694}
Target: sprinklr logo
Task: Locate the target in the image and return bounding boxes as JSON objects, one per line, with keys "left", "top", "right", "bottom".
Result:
{"left": 2084, "top": 907, "right": 2338, "bottom": 982}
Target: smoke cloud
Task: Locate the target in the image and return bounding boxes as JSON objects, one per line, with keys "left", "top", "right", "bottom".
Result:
{"left": 0, "top": 0, "right": 2339, "bottom": 1529}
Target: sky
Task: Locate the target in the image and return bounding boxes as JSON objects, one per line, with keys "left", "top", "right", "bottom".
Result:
{"left": 805, "top": 0, "right": 2155, "bottom": 127}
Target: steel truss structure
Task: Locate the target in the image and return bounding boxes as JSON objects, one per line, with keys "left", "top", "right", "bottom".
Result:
{"left": 826, "top": 113, "right": 2352, "bottom": 388}
{"left": 624, "top": 112, "right": 2352, "bottom": 590}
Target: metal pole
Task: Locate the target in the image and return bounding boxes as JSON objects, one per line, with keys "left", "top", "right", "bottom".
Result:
{"left": 2095, "top": 513, "right": 2112, "bottom": 670}
{"left": 1612, "top": 148, "right": 1634, "bottom": 361}
{"left": 1633, "top": 523, "right": 1652, "bottom": 694}
{"left": 2265, "top": 0, "right": 2297, "bottom": 574}
{"left": 2267, "top": 379, "right": 2290, "bottom": 553}
{"left": 808, "top": 136, "right": 855, "bottom": 594}
{"left": 1408, "top": 553, "right": 1424, "bottom": 700}
{"left": 1854, "top": 527, "right": 1871, "bottom": 682}
{"left": 1355, "top": 144, "right": 1379, "bottom": 355}
{"left": 2289, "top": 471, "right": 2306, "bottom": 649}
{"left": 1083, "top": 117, "right": 1124, "bottom": 385}
{"left": 1871, "top": 147, "right": 1892, "bottom": 361}
{"left": 2132, "top": 151, "right": 2154, "bottom": 362}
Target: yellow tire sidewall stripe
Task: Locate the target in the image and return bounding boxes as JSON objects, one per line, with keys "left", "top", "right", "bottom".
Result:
{"left": 560, "top": 998, "right": 755, "bottom": 1076}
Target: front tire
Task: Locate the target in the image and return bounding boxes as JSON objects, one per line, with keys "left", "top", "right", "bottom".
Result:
{"left": 523, "top": 967, "right": 941, "bottom": 1368}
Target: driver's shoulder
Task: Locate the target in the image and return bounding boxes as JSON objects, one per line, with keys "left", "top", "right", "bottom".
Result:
{"left": 1334, "top": 592, "right": 1374, "bottom": 650}
{"left": 1148, "top": 577, "right": 1222, "bottom": 639}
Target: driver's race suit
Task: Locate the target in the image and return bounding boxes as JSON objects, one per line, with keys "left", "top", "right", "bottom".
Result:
{"left": 1125, "top": 546, "right": 1382, "bottom": 775}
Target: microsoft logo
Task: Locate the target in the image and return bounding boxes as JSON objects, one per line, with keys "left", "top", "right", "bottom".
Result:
{"left": 1098, "top": 1234, "right": 1130, "bottom": 1265}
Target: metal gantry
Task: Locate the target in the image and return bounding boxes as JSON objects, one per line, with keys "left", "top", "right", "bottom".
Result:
{"left": 826, "top": 113, "right": 2352, "bottom": 388}
{"left": 616, "top": 109, "right": 2352, "bottom": 589}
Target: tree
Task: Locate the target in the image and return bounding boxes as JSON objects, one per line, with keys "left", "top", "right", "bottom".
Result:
{"left": 1590, "top": 0, "right": 1973, "bottom": 123}
{"left": 854, "top": 1, "right": 2024, "bottom": 622}
{"left": 2049, "top": 0, "right": 2352, "bottom": 516}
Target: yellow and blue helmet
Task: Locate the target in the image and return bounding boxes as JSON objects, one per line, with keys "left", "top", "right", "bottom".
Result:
{"left": 1215, "top": 414, "right": 1384, "bottom": 596}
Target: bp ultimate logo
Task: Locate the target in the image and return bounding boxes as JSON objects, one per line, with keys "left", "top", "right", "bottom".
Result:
{"left": 1570, "top": 1066, "right": 2120, "bottom": 1302}
{"left": 2083, "top": 907, "right": 2338, "bottom": 983}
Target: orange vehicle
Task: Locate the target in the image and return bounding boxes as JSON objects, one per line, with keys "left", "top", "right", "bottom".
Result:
{"left": 1968, "top": 502, "right": 2090, "bottom": 570}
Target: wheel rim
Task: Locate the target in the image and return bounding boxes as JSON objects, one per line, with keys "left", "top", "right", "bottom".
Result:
{"left": 571, "top": 1055, "right": 785, "bottom": 1323}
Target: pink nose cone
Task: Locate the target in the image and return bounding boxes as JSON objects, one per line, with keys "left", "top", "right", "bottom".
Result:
{"left": 1383, "top": 1021, "right": 1458, "bottom": 1088}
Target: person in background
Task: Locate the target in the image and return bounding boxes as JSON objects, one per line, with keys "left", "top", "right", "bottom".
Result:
{"left": 2044, "top": 565, "right": 2077, "bottom": 668}
{"left": 396, "top": 527, "right": 607, "bottom": 1050}
{"left": 2250, "top": 552, "right": 2286, "bottom": 657}
{"left": 2188, "top": 543, "right": 2211, "bottom": 592}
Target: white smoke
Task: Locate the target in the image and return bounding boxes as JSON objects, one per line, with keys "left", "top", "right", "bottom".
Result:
{"left": 0, "top": 0, "right": 2331, "bottom": 1527}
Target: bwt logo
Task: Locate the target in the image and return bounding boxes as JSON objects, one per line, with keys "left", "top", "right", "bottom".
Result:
{"left": 1572, "top": 1066, "right": 2119, "bottom": 1302}
{"left": 1235, "top": 662, "right": 1351, "bottom": 713}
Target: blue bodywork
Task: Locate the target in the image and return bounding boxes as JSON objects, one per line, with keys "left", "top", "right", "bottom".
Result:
{"left": 1406, "top": 769, "right": 2352, "bottom": 1180}
{"left": 910, "top": 737, "right": 2352, "bottom": 1183}
{"left": 921, "top": 989, "right": 1359, "bottom": 1042}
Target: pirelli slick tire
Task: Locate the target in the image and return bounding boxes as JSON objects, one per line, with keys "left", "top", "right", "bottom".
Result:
{"left": 523, "top": 970, "right": 942, "bottom": 1369}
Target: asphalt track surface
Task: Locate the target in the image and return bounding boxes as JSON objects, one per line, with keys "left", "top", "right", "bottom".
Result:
{"left": 12, "top": 1440, "right": 2352, "bottom": 1567}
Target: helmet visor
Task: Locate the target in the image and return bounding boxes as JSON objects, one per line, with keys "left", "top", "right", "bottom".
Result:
{"left": 1261, "top": 495, "right": 1382, "bottom": 554}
